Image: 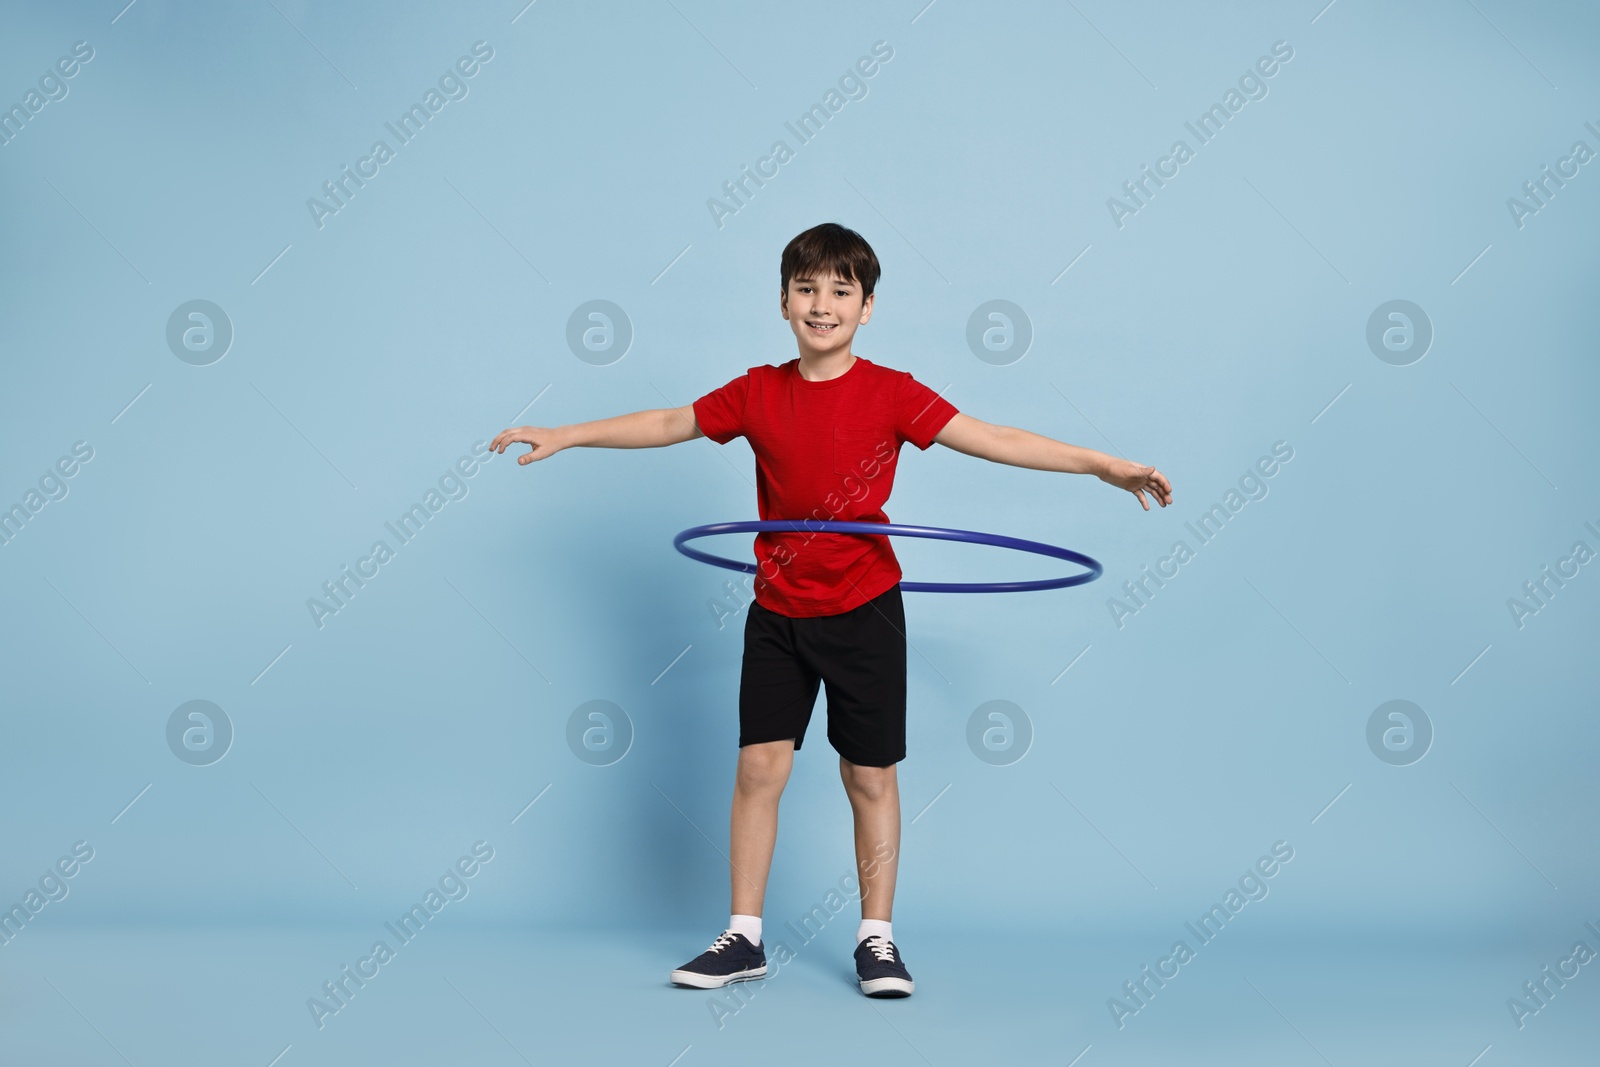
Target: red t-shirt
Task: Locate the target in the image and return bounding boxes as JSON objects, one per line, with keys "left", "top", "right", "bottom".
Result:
{"left": 692, "top": 355, "right": 959, "bottom": 617}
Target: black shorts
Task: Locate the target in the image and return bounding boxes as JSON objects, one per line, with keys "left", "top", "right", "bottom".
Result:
{"left": 738, "top": 583, "right": 907, "bottom": 767}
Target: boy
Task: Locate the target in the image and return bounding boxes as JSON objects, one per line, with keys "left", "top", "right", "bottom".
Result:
{"left": 491, "top": 222, "right": 1172, "bottom": 998}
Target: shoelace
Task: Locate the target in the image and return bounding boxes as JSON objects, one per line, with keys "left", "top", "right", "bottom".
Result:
{"left": 706, "top": 931, "right": 739, "bottom": 954}
{"left": 864, "top": 935, "right": 897, "bottom": 963}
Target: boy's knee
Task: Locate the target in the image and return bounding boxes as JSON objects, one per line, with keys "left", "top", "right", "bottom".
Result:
{"left": 736, "top": 743, "right": 792, "bottom": 792}
{"left": 840, "top": 760, "right": 896, "bottom": 802}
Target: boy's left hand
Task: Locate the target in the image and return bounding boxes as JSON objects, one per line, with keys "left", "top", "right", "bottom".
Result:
{"left": 1099, "top": 458, "right": 1173, "bottom": 511}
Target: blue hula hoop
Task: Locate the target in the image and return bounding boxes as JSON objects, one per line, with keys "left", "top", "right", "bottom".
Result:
{"left": 673, "top": 520, "right": 1103, "bottom": 594}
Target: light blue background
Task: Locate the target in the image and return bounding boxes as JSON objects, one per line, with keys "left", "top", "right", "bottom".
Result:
{"left": 2, "top": 1, "right": 1597, "bottom": 1064}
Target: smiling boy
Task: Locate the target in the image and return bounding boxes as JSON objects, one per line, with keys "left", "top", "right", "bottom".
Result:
{"left": 491, "top": 222, "right": 1172, "bottom": 998}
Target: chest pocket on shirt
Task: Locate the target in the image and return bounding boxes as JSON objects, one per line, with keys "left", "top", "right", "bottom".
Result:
{"left": 833, "top": 427, "right": 897, "bottom": 494}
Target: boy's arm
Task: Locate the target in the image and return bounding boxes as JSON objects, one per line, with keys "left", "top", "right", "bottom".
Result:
{"left": 662, "top": 404, "right": 704, "bottom": 445}
{"left": 491, "top": 406, "right": 703, "bottom": 465}
{"left": 932, "top": 412, "right": 1173, "bottom": 510}
{"left": 562, "top": 405, "right": 705, "bottom": 447}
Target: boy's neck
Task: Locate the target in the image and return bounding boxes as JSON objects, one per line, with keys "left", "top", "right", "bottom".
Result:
{"left": 796, "top": 350, "right": 857, "bottom": 382}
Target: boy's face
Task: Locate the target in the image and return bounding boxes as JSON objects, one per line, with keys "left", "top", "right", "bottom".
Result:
{"left": 780, "top": 272, "right": 873, "bottom": 357}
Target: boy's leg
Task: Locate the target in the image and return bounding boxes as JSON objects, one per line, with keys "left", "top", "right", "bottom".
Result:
{"left": 841, "top": 753, "right": 915, "bottom": 997}
{"left": 670, "top": 603, "right": 814, "bottom": 989}
{"left": 670, "top": 739, "right": 795, "bottom": 990}
{"left": 807, "top": 584, "right": 906, "bottom": 919}
{"left": 729, "top": 738, "right": 794, "bottom": 916}
{"left": 804, "top": 583, "right": 915, "bottom": 996}
{"left": 839, "top": 757, "right": 900, "bottom": 919}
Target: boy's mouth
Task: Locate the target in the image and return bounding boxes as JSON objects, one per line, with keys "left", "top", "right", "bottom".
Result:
{"left": 805, "top": 321, "right": 838, "bottom": 335}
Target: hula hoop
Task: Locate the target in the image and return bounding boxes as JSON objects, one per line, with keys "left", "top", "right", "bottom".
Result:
{"left": 673, "top": 520, "right": 1102, "bottom": 594}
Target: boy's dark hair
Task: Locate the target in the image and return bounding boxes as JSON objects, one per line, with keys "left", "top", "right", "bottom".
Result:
{"left": 780, "top": 222, "right": 881, "bottom": 299}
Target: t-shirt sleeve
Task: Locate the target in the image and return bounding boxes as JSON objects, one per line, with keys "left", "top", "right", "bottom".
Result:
{"left": 692, "top": 372, "right": 749, "bottom": 444}
{"left": 896, "top": 371, "right": 959, "bottom": 450}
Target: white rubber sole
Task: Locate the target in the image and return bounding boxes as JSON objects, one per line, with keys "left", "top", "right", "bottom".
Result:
{"left": 670, "top": 964, "right": 768, "bottom": 989}
{"left": 860, "top": 975, "right": 914, "bottom": 997}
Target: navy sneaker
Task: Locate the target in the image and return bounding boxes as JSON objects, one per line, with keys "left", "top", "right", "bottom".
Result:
{"left": 670, "top": 931, "right": 768, "bottom": 989}
{"left": 854, "top": 935, "right": 914, "bottom": 997}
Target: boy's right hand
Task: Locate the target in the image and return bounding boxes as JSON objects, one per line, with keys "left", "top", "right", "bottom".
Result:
{"left": 490, "top": 425, "right": 566, "bottom": 465}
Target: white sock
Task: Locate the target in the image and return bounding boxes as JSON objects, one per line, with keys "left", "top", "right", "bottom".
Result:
{"left": 728, "top": 913, "right": 762, "bottom": 947}
{"left": 858, "top": 918, "right": 893, "bottom": 944}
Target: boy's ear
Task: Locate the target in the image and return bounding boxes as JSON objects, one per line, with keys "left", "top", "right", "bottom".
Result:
{"left": 859, "top": 292, "right": 874, "bottom": 323}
